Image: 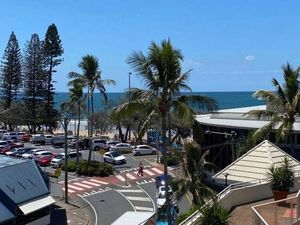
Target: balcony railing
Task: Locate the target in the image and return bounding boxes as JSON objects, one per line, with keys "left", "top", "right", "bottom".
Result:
{"left": 252, "top": 191, "right": 300, "bottom": 225}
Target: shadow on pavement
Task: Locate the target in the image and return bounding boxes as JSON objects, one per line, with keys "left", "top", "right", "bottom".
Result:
{"left": 50, "top": 205, "right": 67, "bottom": 225}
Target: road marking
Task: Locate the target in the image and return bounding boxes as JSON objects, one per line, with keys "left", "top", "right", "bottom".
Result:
{"left": 73, "top": 182, "right": 93, "bottom": 189}
{"left": 116, "top": 175, "right": 125, "bottom": 182}
{"left": 62, "top": 188, "right": 75, "bottom": 193}
{"left": 115, "top": 189, "right": 143, "bottom": 193}
{"left": 89, "top": 179, "right": 108, "bottom": 185}
{"left": 81, "top": 181, "right": 101, "bottom": 186}
{"left": 127, "top": 196, "right": 152, "bottom": 202}
{"left": 135, "top": 206, "right": 154, "bottom": 212}
{"left": 143, "top": 169, "right": 154, "bottom": 176}
{"left": 151, "top": 168, "right": 163, "bottom": 174}
{"left": 68, "top": 184, "right": 84, "bottom": 191}
{"left": 126, "top": 173, "right": 136, "bottom": 180}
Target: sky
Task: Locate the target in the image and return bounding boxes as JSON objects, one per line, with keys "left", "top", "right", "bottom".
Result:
{"left": 1, "top": 0, "right": 300, "bottom": 92}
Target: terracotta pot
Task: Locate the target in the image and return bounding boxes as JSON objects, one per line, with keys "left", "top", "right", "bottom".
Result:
{"left": 273, "top": 190, "right": 288, "bottom": 201}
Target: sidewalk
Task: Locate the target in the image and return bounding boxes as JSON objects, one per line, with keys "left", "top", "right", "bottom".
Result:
{"left": 51, "top": 197, "right": 91, "bottom": 225}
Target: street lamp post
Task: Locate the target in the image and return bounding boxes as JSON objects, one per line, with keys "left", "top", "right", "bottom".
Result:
{"left": 128, "top": 72, "right": 132, "bottom": 141}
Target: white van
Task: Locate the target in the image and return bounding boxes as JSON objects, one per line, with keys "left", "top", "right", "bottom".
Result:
{"left": 2, "top": 132, "right": 18, "bottom": 141}
{"left": 50, "top": 151, "right": 82, "bottom": 168}
{"left": 32, "top": 134, "right": 45, "bottom": 144}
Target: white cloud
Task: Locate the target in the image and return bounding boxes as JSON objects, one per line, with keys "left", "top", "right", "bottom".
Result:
{"left": 185, "top": 59, "right": 205, "bottom": 67}
{"left": 245, "top": 55, "right": 255, "bottom": 61}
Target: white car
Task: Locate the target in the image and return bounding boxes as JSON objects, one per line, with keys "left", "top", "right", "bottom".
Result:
{"left": 50, "top": 151, "right": 82, "bottom": 168}
{"left": 103, "top": 151, "right": 126, "bottom": 165}
{"left": 132, "top": 145, "right": 157, "bottom": 156}
{"left": 156, "top": 185, "right": 176, "bottom": 209}
{"left": 0, "top": 141, "right": 9, "bottom": 149}
{"left": 110, "top": 143, "right": 132, "bottom": 152}
{"left": 32, "top": 150, "right": 52, "bottom": 159}
{"left": 22, "top": 149, "right": 44, "bottom": 159}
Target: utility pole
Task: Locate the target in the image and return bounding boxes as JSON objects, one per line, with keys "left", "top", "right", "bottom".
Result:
{"left": 128, "top": 72, "right": 132, "bottom": 140}
{"left": 62, "top": 118, "right": 70, "bottom": 203}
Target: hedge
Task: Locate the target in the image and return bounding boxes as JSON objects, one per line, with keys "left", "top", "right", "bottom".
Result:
{"left": 176, "top": 207, "right": 197, "bottom": 225}
{"left": 61, "top": 160, "right": 113, "bottom": 177}
{"left": 160, "top": 153, "right": 179, "bottom": 166}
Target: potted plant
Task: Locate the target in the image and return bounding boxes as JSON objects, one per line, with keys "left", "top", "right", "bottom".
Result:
{"left": 267, "top": 157, "right": 295, "bottom": 200}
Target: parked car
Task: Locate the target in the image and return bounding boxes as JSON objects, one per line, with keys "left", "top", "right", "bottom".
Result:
{"left": 32, "top": 134, "right": 46, "bottom": 145}
{"left": 0, "top": 141, "right": 9, "bottom": 149}
{"left": 22, "top": 149, "right": 44, "bottom": 159}
{"left": 92, "top": 139, "right": 107, "bottom": 151}
{"left": 0, "top": 130, "right": 7, "bottom": 139}
{"left": 21, "top": 133, "right": 31, "bottom": 142}
{"left": 105, "top": 141, "right": 120, "bottom": 150}
{"left": 50, "top": 151, "right": 82, "bottom": 168}
{"left": 16, "top": 132, "right": 27, "bottom": 141}
{"left": 69, "top": 138, "right": 89, "bottom": 149}
{"left": 156, "top": 185, "right": 177, "bottom": 209}
{"left": 45, "top": 135, "right": 53, "bottom": 145}
{"left": 110, "top": 143, "right": 132, "bottom": 152}
{"left": 36, "top": 153, "right": 58, "bottom": 167}
{"left": 132, "top": 145, "right": 157, "bottom": 156}
{"left": 32, "top": 150, "right": 52, "bottom": 159}
{"left": 12, "top": 147, "right": 36, "bottom": 157}
{"left": 103, "top": 151, "right": 126, "bottom": 165}
{"left": 2, "top": 132, "right": 18, "bottom": 141}
{"left": 51, "top": 135, "right": 64, "bottom": 146}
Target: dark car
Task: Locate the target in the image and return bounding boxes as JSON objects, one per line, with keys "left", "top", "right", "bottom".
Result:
{"left": 69, "top": 138, "right": 90, "bottom": 149}
{"left": 12, "top": 147, "right": 36, "bottom": 157}
{"left": 155, "top": 175, "right": 172, "bottom": 188}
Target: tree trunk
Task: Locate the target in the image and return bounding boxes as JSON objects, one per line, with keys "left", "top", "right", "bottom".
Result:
{"left": 161, "top": 110, "right": 172, "bottom": 225}
{"left": 88, "top": 87, "right": 92, "bottom": 161}
{"left": 76, "top": 104, "right": 81, "bottom": 163}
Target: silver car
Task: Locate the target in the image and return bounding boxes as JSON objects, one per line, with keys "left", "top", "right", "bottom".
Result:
{"left": 132, "top": 145, "right": 157, "bottom": 156}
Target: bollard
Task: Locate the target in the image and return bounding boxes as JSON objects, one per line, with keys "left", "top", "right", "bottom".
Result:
{"left": 125, "top": 173, "right": 128, "bottom": 186}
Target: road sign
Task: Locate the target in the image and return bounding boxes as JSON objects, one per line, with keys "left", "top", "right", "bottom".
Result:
{"left": 99, "top": 149, "right": 105, "bottom": 155}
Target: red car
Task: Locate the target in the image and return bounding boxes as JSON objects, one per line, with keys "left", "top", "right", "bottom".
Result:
{"left": 36, "top": 153, "right": 58, "bottom": 167}
{"left": 2, "top": 141, "right": 24, "bottom": 154}
{"left": 21, "top": 134, "right": 31, "bottom": 142}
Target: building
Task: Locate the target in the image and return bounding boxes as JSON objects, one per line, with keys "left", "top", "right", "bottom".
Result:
{"left": 0, "top": 155, "right": 55, "bottom": 225}
{"left": 195, "top": 105, "right": 300, "bottom": 168}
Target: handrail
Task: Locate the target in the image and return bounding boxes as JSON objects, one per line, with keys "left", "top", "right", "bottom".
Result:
{"left": 252, "top": 207, "right": 268, "bottom": 225}
{"left": 180, "top": 173, "right": 300, "bottom": 225}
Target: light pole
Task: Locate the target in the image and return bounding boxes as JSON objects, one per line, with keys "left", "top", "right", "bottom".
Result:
{"left": 128, "top": 72, "right": 132, "bottom": 140}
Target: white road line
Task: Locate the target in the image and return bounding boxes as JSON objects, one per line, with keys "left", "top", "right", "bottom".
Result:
{"left": 115, "top": 189, "right": 143, "bottom": 193}
{"left": 81, "top": 197, "right": 97, "bottom": 225}
{"left": 126, "top": 173, "right": 136, "bottom": 180}
{"left": 135, "top": 206, "right": 154, "bottom": 212}
{"left": 81, "top": 181, "right": 101, "bottom": 186}
{"left": 68, "top": 184, "right": 84, "bottom": 191}
{"left": 143, "top": 169, "right": 155, "bottom": 176}
{"left": 151, "top": 168, "right": 164, "bottom": 174}
{"left": 116, "top": 175, "right": 125, "bottom": 182}
{"left": 62, "top": 188, "right": 75, "bottom": 193}
{"left": 89, "top": 179, "right": 108, "bottom": 185}
{"left": 127, "top": 196, "right": 152, "bottom": 202}
{"left": 73, "top": 182, "right": 93, "bottom": 189}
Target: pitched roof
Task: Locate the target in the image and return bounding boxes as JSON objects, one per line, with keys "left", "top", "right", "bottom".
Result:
{"left": 0, "top": 156, "right": 49, "bottom": 205}
{"left": 213, "top": 140, "right": 300, "bottom": 184}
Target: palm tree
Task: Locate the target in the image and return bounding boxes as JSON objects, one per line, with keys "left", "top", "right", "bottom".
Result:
{"left": 69, "top": 55, "right": 116, "bottom": 161}
{"left": 116, "top": 39, "right": 217, "bottom": 223}
{"left": 69, "top": 82, "right": 86, "bottom": 162}
{"left": 247, "top": 63, "right": 300, "bottom": 151}
{"left": 172, "top": 142, "right": 215, "bottom": 206}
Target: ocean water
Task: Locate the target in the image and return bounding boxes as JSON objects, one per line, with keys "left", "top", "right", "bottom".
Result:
{"left": 54, "top": 91, "right": 264, "bottom": 111}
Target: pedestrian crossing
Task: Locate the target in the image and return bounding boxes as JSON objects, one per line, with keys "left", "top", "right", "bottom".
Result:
{"left": 116, "top": 188, "right": 154, "bottom": 212}
{"left": 60, "top": 166, "right": 163, "bottom": 197}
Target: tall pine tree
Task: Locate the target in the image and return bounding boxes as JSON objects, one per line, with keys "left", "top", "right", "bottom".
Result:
{"left": 44, "top": 24, "right": 63, "bottom": 131}
{"left": 0, "top": 32, "right": 22, "bottom": 109}
{"left": 23, "top": 34, "right": 45, "bottom": 133}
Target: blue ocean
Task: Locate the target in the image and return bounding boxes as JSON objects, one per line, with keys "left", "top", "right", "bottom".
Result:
{"left": 54, "top": 91, "right": 264, "bottom": 111}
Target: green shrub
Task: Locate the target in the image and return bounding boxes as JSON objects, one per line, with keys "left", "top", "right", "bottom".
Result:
{"left": 117, "top": 149, "right": 132, "bottom": 154}
{"left": 160, "top": 154, "right": 179, "bottom": 166}
{"left": 62, "top": 160, "right": 113, "bottom": 177}
{"left": 176, "top": 208, "right": 197, "bottom": 225}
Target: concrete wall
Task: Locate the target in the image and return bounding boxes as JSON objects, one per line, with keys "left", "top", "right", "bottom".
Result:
{"left": 219, "top": 176, "right": 300, "bottom": 211}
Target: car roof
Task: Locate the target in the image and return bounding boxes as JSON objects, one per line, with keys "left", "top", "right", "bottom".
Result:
{"left": 136, "top": 145, "right": 150, "bottom": 147}
{"left": 35, "top": 150, "right": 51, "bottom": 154}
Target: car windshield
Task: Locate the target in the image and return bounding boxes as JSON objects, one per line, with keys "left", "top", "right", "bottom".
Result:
{"left": 159, "top": 192, "right": 166, "bottom": 198}
{"left": 111, "top": 151, "right": 121, "bottom": 157}
{"left": 55, "top": 154, "right": 64, "bottom": 159}
{"left": 27, "top": 150, "right": 34, "bottom": 154}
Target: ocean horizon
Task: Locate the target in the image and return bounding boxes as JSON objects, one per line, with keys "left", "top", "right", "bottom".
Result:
{"left": 54, "top": 91, "right": 264, "bottom": 112}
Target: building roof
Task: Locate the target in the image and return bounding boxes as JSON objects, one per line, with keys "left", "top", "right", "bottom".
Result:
{"left": 213, "top": 140, "right": 300, "bottom": 184}
{"left": 0, "top": 201, "right": 15, "bottom": 223}
{"left": 0, "top": 156, "right": 49, "bottom": 205}
{"left": 195, "top": 105, "right": 300, "bottom": 131}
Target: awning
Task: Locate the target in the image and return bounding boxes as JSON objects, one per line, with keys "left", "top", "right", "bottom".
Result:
{"left": 0, "top": 201, "right": 15, "bottom": 222}
{"left": 19, "top": 195, "right": 55, "bottom": 215}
